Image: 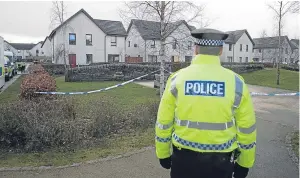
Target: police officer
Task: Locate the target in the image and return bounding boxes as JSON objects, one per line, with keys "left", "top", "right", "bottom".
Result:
{"left": 155, "top": 28, "right": 256, "bottom": 178}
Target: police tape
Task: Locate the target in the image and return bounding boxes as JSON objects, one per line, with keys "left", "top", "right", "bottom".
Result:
{"left": 35, "top": 70, "right": 160, "bottom": 95}
{"left": 250, "top": 92, "right": 299, "bottom": 96}
{"left": 34, "top": 69, "right": 299, "bottom": 96}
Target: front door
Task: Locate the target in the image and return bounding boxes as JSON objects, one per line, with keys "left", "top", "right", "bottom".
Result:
{"left": 68, "top": 54, "right": 76, "bottom": 68}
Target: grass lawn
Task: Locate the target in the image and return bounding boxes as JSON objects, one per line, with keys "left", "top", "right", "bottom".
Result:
{"left": 291, "top": 131, "right": 299, "bottom": 158}
{"left": 0, "top": 76, "right": 23, "bottom": 102}
{"left": 241, "top": 68, "right": 299, "bottom": 91}
{"left": 0, "top": 76, "right": 159, "bottom": 167}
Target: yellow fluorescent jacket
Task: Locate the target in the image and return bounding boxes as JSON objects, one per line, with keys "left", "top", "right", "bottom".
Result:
{"left": 155, "top": 54, "right": 256, "bottom": 168}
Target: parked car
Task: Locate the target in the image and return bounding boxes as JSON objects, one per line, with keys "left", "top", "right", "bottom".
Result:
{"left": 4, "top": 56, "right": 13, "bottom": 81}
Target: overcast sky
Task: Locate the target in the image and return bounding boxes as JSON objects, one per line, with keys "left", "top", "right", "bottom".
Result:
{"left": 0, "top": 1, "right": 298, "bottom": 43}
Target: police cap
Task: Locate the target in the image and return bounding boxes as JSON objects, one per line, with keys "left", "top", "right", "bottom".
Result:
{"left": 191, "top": 28, "right": 229, "bottom": 47}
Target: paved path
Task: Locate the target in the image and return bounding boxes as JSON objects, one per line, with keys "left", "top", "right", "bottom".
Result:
{"left": 0, "top": 83, "right": 299, "bottom": 178}
{"left": 0, "top": 64, "right": 30, "bottom": 94}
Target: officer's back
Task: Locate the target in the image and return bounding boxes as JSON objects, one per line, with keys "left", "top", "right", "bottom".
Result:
{"left": 155, "top": 28, "right": 256, "bottom": 178}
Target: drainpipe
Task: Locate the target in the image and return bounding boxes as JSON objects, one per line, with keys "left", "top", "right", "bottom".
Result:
{"left": 52, "top": 38, "right": 55, "bottom": 63}
{"left": 124, "top": 35, "right": 126, "bottom": 63}
{"left": 144, "top": 39, "right": 146, "bottom": 62}
{"left": 104, "top": 34, "right": 107, "bottom": 63}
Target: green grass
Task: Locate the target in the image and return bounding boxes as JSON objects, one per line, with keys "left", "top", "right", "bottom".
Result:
{"left": 291, "top": 131, "right": 299, "bottom": 158}
{"left": 241, "top": 68, "right": 299, "bottom": 91}
{"left": 0, "top": 129, "right": 154, "bottom": 167}
{"left": 0, "top": 76, "right": 23, "bottom": 102}
{"left": 0, "top": 76, "right": 159, "bottom": 167}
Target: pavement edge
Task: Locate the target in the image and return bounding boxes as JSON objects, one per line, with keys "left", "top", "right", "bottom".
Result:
{"left": 0, "top": 146, "right": 154, "bottom": 172}
{"left": 285, "top": 130, "right": 299, "bottom": 166}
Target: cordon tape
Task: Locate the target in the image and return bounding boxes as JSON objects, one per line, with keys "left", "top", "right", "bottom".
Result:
{"left": 35, "top": 69, "right": 299, "bottom": 96}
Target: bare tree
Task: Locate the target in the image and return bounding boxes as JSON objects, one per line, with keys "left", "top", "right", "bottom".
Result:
{"left": 50, "top": 1, "right": 68, "bottom": 70}
{"left": 267, "top": 1, "right": 299, "bottom": 85}
{"left": 120, "top": 1, "right": 207, "bottom": 97}
{"left": 260, "top": 29, "right": 268, "bottom": 63}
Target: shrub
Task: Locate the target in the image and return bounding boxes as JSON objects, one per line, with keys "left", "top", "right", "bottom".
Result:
{"left": 0, "top": 98, "right": 85, "bottom": 152}
{"left": 0, "top": 96, "right": 159, "bottom": 153}
{"left": 20, "top": 64, "right": 56, "bottom": 100}
{"left": 88, "top": 99, "right": 159, "bottom": 139}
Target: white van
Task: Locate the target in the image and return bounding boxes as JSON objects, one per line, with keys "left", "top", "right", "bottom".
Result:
{"left": 4, "top": 56, "right": 13, "bottom": 81}
{"left": 4, "top": 51, "right": 17, "bottom": 76}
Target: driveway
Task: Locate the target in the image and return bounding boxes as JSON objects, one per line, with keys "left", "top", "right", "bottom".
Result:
{"left": 0, "top": 83, "right": 299, "bottom": 178}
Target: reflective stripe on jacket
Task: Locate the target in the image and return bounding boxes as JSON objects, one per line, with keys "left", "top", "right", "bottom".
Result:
{"left": 155, "top": 54, "right": 256, "bottom": 168}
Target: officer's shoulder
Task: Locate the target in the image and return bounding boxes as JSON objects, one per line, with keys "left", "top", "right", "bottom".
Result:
{"left": 223, "top": 67, "right": 246, "bottom": 82}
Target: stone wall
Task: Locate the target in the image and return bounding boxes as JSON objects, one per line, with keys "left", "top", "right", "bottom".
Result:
{"left": 64, "top": 62, "right": 264, "bottom": 83}
{"left": 154, "top": 63, "right": 264, "bottom": 88}
{"left": 65, "top": 63, "right": 170, "bottom": 82}
{"left": 42, "top": 64, "right": 66, "bottom": 76}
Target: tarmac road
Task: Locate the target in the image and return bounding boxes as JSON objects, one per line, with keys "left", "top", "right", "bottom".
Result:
{"left": 0, "top": 84, "right": 299, "bottom": 178}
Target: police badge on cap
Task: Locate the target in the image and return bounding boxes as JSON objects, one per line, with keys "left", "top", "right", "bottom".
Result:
{"left": 191, "top": 28, "right": 229, "bottom": 47}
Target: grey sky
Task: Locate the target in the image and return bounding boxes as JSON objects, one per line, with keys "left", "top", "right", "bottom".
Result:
{"left": 0, "top": 1, "right": 298, "bottom": 43}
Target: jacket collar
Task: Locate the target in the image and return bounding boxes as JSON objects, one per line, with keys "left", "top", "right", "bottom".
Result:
{"left": 191, "top": 54, "right": 221, "bottom": 66}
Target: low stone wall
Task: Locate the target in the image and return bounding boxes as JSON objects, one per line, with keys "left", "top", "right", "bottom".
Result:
{"left": 154, "top": 63, "right": 264, "bottom": 88}
{"left": 65, "top": 63, "right": 170, "bottom": 82}
{"left": 42, "top": 64, "right": 66, "bottom": 76}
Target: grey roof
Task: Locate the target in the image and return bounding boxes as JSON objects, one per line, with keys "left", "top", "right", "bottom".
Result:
{"left": 225, "top": 29, "right": 254, "bottom": 45}
{"left": 93, "top": 19, "right": 127, "bottom": 36}
{"left": 9, "top": 43, "right": 36, "bottom": 50}
{"left": 49, "top": 9, "right": 126, "bottom": 38}
{"left": 290, "top": 39, "right": 299, "bottom": 49}
{"left": 128, "top": 19, "right": 194, "bottom": 40}
{"left": 253, "top": 36, "right": 291, "bottom": 49}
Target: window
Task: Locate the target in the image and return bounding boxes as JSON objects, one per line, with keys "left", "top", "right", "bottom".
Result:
{"left": 246, "top": 57, "right": 248, "bottom": 62}
{"left": 128, "top": 41, "right": 130, "bottom": 47}
{"left": 252, "top": 48, "right": 254, "bottom": 53}
{"left": 229, "top": 44, "right": 232, "bottom": 51}
{"left": 239, "top": 57, "right": 242, "bottom": 63}
{"left": 108, "top": 54, "right": 119, "bottom": 63}
{"left": 291, "top": 58, "right": 294, "bottom": 63}
{"left": 148, "top": 55, "right": 158, "bottom": 62}
{"left": 188, "top": 41, "right": 192, "bottom": 50}
{"left": 240, "top": 44, "right": 242, "bottom": 52}
{"left": 285, "top": 48, "right": 288, "bottom": 54}
{"left": 134, "top": 44, "right": 138, "bottom": 47}
{"left": 259, "top": 49, "right": 262, "bottom": 53}
{"left": 111, "top": 36, "right": 117, "bottom": 46}
{"left": 185, "top": 56, "right": 193, "bottom": 62}
{"left": 36, "top": 49, "right": 39, "bottom": 56}
{"left": 246, "top": 45, "right": 248, "bottom": 52}
{"left": 151, "top": 40, "right": 155, "bottom": 48}
{"left": 69, "top": 33, "right": 76, "bottom": 45}
{"left": 42, "top": 51, "right": 44, "bottom": 55}
{"left": 284, "top": 58, "right": 287, "bottom": 62}
{"left": 227, "top": 56, "right": 233, "bottom": 62}
{"left": 173, "top": 39, "right": 178, "bottom": 49}
{"left": 86, "top": 54, "right": 93, "bottom": 64}
{"left": 86, "top": 34, "right": 92, "bottom": 46}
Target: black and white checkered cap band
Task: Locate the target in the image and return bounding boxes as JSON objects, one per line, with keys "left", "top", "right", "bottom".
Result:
{"left": 195, "top": 39, "right": 224, "bottom": 47}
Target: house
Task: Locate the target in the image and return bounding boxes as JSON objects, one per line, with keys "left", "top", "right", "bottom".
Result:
{"left": 125, "top": 19, "right": 196, "bottom": 63}
{"left": 220, "top": 29, "right": 254, "bottom": 63}
{"left": 253, "top": 36, "right": 293, "bottom": 64}
{"left": 41, "top": 36, "right": 52, "bottom": 57}
{"left": 4, "top": 41, "right": 44, "bottom": 60}
{"left": 47, "top": 8, "right": 127, "bottom": 66}
{"left": 290, "top": 39, "right": 299, "bottom": 63}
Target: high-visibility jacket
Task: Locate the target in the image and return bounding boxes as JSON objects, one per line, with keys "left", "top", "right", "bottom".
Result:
{"left": 155, "top": 54, "right": 256, "bottom": 168}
